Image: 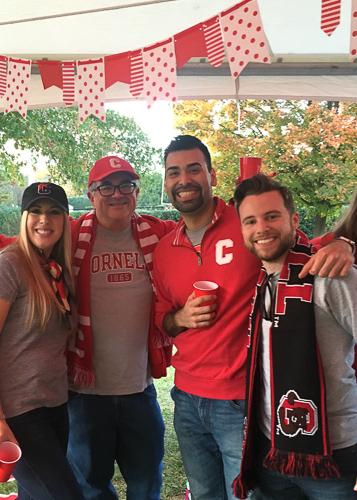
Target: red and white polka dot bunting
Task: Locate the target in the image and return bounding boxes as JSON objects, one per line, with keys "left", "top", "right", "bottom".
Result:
{"left": 4, "top": 57, "right": 31, "bottom": 118}
{"left": 0, "top": 55, "right": 7, "bottom": 97}
{"left": 142, "top": 38, "right": 177, "bottom": 108}
{"left": 220, "top": 0, "right": 270, "bottom": 79}
{"left": 77, "top": 58, "right": 106, "bottom": 122}
{"left": 62, "top": 61, "right": 75, "bottom": 106}
{"left": 350, "top": 0, "right": 357, "bottom": 58}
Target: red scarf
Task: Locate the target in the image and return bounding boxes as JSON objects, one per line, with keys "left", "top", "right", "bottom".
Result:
{"left": 67, "top": 210, "right": 173, "bottom": 388}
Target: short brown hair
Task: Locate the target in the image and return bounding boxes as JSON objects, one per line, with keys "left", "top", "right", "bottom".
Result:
{"left": 234, "top": 174, "right": 296, "bottom": 217}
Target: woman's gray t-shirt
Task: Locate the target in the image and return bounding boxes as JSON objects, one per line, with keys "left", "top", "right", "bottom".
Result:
{"left": 0, "top": 246, "right": 72, "bottom": 418}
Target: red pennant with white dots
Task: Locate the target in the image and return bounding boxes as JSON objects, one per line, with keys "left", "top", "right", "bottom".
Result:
{"left": 0, "top": 56, "right": 7, "bottom": 97}
{"left": 203, "top": 16, "right": 225, "bottom": 68}
{"left": 62, "top": 61, "right": 75, "bottom": 106}
{"left": 130, "top": 50, "right": 144, "bottom": 98}
{"left": 77, "top": 58, "right": 106, "bottom": 122}
{"left": 142, "top": 38, "right": 177, "bottom": 108}
{"left": 351, "top": 0, "right": 357, "bottom": 59}
{"left": 4, "top": 58, "right": 31, "bottom": 118}
{"left": 220, "top": 0, "right": 270, "bottom": 79}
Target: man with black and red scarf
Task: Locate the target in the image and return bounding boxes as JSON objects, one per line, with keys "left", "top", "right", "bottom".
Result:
{"left": 234, "top": 173, "right": 357, "bottom": 500}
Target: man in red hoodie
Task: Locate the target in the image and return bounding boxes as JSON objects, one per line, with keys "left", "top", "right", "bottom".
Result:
{"left": 153, "top": 135, "right": 354, "bottom": 500}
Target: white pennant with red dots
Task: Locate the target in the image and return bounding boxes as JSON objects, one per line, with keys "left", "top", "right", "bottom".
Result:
{"left": 350, "top": 0, "right": 357, "bottom": 59}
{"left": 77, "top": 58, "right": 106, "bottom": 122}
{"left": 0, "top": 56, "right": 7, "bottom": 97}
{"left": 220, "top": 0, "right": 270, "bottom": 79}
{"left": 4, "top": 58, "right": 31, "bottom": 118}
{"left": 142, "top": 38, "right": 177, "bottom": 108}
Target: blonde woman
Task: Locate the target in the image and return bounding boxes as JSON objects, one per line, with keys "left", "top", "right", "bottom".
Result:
{"left": 0, "top": 183, "right": 84, "bottom": 500}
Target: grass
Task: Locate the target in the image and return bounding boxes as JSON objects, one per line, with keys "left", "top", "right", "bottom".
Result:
{"left": 0, "top": 366, "right": 186, "bottom": 499}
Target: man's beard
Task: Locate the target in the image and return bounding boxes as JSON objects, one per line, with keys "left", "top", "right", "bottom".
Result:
{"left": 170, "top": 185, "right": 204, "bottom": 214}
{"left": 247, "top": 228, "right": 295, "bottom": 263}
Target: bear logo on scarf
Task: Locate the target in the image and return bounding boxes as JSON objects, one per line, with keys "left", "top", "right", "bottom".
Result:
{"left": 277, "top": 390, "right": 318, "bottom": 437}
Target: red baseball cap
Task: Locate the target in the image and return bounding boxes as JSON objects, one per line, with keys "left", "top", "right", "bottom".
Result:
{"left": 88, "top": 156, "right": 139, "bottom": 187}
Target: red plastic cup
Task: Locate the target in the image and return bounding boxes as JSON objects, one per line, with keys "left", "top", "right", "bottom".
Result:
{"left": 237, "top": 157, "right": 262, "bottom": 184}
{"left": 0, "top": 442, "right": 21, "bottom": 482}
{"left": 193, "top": 281, "right": 219, "bottom": 306}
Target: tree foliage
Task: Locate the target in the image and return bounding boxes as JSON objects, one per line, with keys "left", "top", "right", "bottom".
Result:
{"left": 137, "top": 170, "right": 164, "bottom": 208}
{"left": 173, "top": 100, "right": 357, "bottom": 234}
{"left": 0, "top": 107, "right": 162, "bottom": 194}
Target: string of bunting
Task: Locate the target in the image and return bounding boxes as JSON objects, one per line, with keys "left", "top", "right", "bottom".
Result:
{"left": 0, "top": 0, "right": 354, "bottom": 123}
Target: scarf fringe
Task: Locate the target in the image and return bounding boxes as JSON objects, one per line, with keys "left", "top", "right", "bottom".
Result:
{"left": 68, "top": 364, "right": 95, "bottom": 389}
{"left": 151, "top": 327, "right": 173, "bottom": 349}
{"left": 263, "top": 448, "right": 341, "bottom": 479}
{"left": 231, "top": 472, "right": 254, "bottom": 499}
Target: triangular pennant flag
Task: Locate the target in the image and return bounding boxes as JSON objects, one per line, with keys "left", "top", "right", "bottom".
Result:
{"left": 203, "top": 16, "right": 225, "bottom": 68}
{"left": 0, "top": 56, "right": 7, "bottom": 97}
{"left": 4, "top": 57, "right": 31, "bottom": 118}
{"left": 37, "top": 60, "right": 62, "bottom": 89}
{"left": 77, "top": 58, "right": 106, "bottom": 123}
{"left": 142, "top": 38, "right": 177, "bottom": 108}
{"left": 174, "top": 23, "right": 207, "bottom": 69}
{"left": 350, "top": 0, "right": 357, "bottom": 58}
{"left": 220, "top": 0, "right": 270, "bottom": 79}
{"left": 130, "top": 50, "right": 144, "bottom": 98}
{"left": 105, "top": 51, "right": 131, "bottom": 88}
{"left": 321, "top": 0, "right": 341, "bottom": 36}
{"left": 62, "top": 61, "right": 75, "bottom": 106}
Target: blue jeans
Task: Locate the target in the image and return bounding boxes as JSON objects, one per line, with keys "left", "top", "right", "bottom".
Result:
{"left": 251, "top": 431, "right": 357, "bottom": 500}
{"left": 171, "top": 386, "right": 245, "bottom": 500}
{"left": 67, "top": 384, "right": 165, "bottom": 500}
{"left": 6, "top": 404, "right": 85, "bottom": 500}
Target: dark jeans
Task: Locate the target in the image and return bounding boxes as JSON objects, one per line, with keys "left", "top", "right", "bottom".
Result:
{"left": 251, "top": 431, "right": 357, "bottom": 500}
{"left": 67, "top": 384, "right": 165, "bottom": 500}
{"left": 6, "top": 403, "right": 84, "bottom": 500}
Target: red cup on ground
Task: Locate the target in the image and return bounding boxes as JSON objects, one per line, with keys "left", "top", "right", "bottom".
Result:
{"left": 236, "top": 157, "right": 262, "bottom": 185}
{"left": 0, "top": 442, "right": 21, "bottom": 482}
{"left": 193, "top": 281, "right": 219, "bottom": 306}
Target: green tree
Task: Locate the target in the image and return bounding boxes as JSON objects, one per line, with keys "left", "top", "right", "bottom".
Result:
{"left": 0, "top": 107, "right": 162, "bottom": 194}
{"left": 137, "top": 170, "right": 164, "bottom": 208}
{"left": 173, "top": 100, "right": 357, "bottom": 236}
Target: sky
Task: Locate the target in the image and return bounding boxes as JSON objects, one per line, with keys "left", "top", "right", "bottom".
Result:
{"left": 106, "top": 100, "right": 178, "bottom": 150}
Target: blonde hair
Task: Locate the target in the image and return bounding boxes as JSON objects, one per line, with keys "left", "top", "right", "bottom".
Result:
{"left": 15, "top": 210, "right": 74, "bottom": 330}
{"left": 333, "top": 187, "right": 357, "bottom": 243}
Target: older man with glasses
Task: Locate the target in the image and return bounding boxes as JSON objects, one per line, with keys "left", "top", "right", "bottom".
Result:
{"left": 66, "top": 156, "right": 175, "bottom": 500}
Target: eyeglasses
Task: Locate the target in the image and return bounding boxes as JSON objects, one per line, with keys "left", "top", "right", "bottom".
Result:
{"left": 94, "top": 182, "right": 137, "bottom": 197}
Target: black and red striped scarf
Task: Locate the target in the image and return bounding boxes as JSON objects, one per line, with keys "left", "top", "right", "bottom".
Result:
{"left": 233, "top": 229, "right": 340, "bottom": 499}
{"left": 38, "top": 251, "right": 71, "bottom": 313}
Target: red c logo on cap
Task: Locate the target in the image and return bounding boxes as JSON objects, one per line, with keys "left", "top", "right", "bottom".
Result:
{"left": 38, "top": 183, "right": 51, "bottom": 194}
{"left": 109, "top": 158, "right": 121, "bottom": 169}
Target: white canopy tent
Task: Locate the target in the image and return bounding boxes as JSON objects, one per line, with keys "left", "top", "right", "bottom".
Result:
{"left": 0, "top": 0, "right": 356, "bottom": 111}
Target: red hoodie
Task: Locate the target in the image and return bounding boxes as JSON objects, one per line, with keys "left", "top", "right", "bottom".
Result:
{"left": 153, "top": 197, "right": 261, "bottom": 400}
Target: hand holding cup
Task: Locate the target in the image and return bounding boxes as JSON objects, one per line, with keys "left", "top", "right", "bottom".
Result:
{"left": 193, "top": 281, "right": 219, "bottom": 306}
